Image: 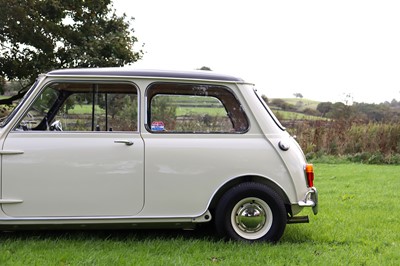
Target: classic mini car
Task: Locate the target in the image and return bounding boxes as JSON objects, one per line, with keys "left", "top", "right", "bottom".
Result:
{"left": 0, "top": 68, "right": 317, "bottom": 242}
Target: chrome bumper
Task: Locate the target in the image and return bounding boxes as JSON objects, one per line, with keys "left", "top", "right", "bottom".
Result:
{"left": 298, "top": 187, "right": 318, "bottom": 215}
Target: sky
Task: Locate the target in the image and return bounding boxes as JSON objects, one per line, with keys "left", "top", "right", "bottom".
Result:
{"left": 113, "top": 0, "right": 400, "bottom": 104}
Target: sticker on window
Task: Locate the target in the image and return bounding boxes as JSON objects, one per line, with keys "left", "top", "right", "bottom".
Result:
{"left": 151, "top": 121, "right": 165, "bottom": 131}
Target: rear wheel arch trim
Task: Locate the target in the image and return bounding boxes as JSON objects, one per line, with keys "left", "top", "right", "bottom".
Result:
{"left": 208, "top": 175, "right": 290, "bottom": 212}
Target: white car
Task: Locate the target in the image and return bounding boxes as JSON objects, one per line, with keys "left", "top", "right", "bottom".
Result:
{"left": 0, "top": 68, "right": 317, "bottom": 242}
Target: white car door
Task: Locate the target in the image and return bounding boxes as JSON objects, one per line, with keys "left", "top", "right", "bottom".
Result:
{"left": 1, "top": 82, "right": 144, "bottom": 217}
{"left": 1, "top": 132, "right": 144, "bottom": 217}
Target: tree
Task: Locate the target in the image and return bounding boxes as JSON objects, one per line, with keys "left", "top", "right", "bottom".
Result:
{"left": 261, "top": 94, "right": 269, "bottom": 104}
{"left": 352, "top": 102, "right": 391, "bottom": 122}
{"left": 198, "top": 66, "right": 212, "bottom": 71}
{"left": 329, "top": 102, "right": 351, "bottom": 119}
{"left": 316, "top": 102, "right": 333, "bottom": 117}
{"left": 390, "top": 99, "right": 399, "bottom": 107}
{"left": 0, "top": 76, "right": 4, "bottom": 95}
{"left": 0, "top": 0, "right": 142, "bottom": 86}
{"left": 270, "top": 98, "right": 294, "bottom": 111}
{"left": 293, "top": 93, "right": 303, "bottom": 98}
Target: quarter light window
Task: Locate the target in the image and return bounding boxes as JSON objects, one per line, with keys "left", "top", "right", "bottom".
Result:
{"left": 147, "top": 83, "right": 249, "bottom": 133}
{"left": 15, "top": 82, "right": 138, "bottom": 132}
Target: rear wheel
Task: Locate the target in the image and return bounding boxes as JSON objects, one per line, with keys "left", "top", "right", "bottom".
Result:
{"left": 215, "top": 182, "right": 287, "bottom": 242}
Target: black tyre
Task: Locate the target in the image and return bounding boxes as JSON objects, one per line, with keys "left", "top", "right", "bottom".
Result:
{"left": 215, "top": 182, "right": 287, "bottom": 242}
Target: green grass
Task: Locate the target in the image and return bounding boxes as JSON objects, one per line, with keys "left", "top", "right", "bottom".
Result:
{"left": 273, "top": 110, "right": 324, "bottom": 120}
{"left": 175, "top": 106, "right": 227, "bottom": 116}
{"left": 278, "top": 97, "right": 321, "bottom": 110}
{"left": 68, "top": 104, "right": 105, "bottom": 115}
{"left": 269, "top": 98, "right": 325, "bottom": 121}
{"left": 1, "top": 164, "right": 399, "bottom": 265}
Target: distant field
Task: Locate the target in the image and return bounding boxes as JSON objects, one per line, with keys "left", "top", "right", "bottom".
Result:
{"left": 175, "top": 106, "right": 227, "bottom": 116}
{"left": 68, "top": 104, "right": 105, "bottom": 115}
{"left": 273, "top": 110, "right": 324, "bottom": 120}
{"left": 1, "top": 163, "right": 398, "bottom": 265}
{"left": 268, "top": 98, "right": 324, "bottom": 121}
{"left": 273, "top": 97, "right": 321, "bottom": 110}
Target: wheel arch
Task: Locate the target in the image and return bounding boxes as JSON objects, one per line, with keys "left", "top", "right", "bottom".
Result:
{"left": 208, "top": 175, "right": 292, "bottom": 215}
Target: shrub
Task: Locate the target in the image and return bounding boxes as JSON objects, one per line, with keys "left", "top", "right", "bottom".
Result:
{"left": 287, "top": 119, "right": 400, "bottom": 164}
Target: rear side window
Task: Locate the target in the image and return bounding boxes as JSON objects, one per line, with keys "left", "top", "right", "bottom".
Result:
{"left": 147, "top": 83, "right": 249, "bottom": 133}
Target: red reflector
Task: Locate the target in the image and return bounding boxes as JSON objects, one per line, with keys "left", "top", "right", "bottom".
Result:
{"left": 305, "top": 164, "right": 314, "bottom": 187}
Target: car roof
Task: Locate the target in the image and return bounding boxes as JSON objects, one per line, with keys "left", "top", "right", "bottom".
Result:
{"left": 47, "top": 68, "right": 246, "bottom": 83}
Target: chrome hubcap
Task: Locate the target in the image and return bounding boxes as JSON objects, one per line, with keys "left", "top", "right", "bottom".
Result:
{"left": 231, "top": 197, "right": 273, "bottom": 239}
{"left": 235, "top": 201, "right": 266, "bottom": 232}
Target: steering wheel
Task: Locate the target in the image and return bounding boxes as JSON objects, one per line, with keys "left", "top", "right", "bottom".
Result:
{"left": 50, "top": 120, "right": 63, "bottom": 131}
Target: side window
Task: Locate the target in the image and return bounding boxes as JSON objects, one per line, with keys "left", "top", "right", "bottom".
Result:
{"left": 147, "top": 83, "right": 249, "bottom": 133}
{"left": 15, "top": 83, "right": 138, "bottom": 132}
{"left": 16, "top": 86, "right": 60, "bottom": 131}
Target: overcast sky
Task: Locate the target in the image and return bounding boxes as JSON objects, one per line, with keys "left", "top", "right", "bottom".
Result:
{"left": 113, "top": 0, "right": 400, "bottom": 103}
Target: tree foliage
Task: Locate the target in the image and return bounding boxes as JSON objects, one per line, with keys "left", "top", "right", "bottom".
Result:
{"left": 293, "top": 92, "right": 303, "bottom": 98}
{"left": 271, "top": 98, "right": 295, "bottom": 111}
{"left": 316, "top": 100, "right": 400, "bottom": 122}
{"left": 316, "top": 102, "right": 332, "bottom": 117}
{"left": 0, "top": 0, "right": 142, "bottom": 84}
{"left": 197, "top": 66, "right": 212, "bottom": 71}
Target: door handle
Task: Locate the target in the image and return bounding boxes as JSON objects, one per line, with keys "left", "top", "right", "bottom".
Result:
{"left": 114, "top": 140, "right": 134, "bottom": 146}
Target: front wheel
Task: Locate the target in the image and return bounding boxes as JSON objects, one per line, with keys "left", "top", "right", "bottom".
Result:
{"left": 215, "top": 182, "right": 287, "bottom": 242}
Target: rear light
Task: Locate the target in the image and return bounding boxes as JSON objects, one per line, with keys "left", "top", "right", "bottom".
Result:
{"left": 305, "top": 164, "right": 314, "bottom": 187}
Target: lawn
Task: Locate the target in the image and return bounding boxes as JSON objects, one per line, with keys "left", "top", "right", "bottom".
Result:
{"left": 0, "top": 163, "right": 399, "bottom": 265}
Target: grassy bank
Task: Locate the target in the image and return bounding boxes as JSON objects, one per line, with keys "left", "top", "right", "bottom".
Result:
{"left": 1, "top": 164, "right": 399, "bottom": 265}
